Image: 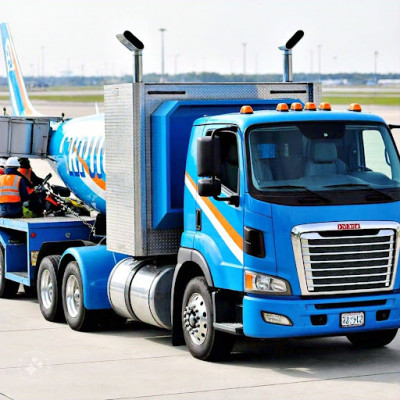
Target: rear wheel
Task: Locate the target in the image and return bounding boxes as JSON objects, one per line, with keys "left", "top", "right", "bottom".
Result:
{"left": 37, "top": 255, "right": 63, "bottom": 322}
{"left": 0, "top": 247, "right": 19, "bottom": 298}
{"left": 62, "top": 261, "right": 97, "bottom": 331}
{"left": 346, "top": 329, "right": 398, "bottom": 348}
{"left": 182, "top": 277, "right": 235, "bottom": 361}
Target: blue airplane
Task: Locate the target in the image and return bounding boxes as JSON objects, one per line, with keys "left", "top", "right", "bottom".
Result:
{"left": 0, "top": 23, "right": 106, "bottom": 214}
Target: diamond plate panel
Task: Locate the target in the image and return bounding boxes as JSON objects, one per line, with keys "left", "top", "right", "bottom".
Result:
{"left": 105, "top": 82, "right": 321, "bottom": 257}
{"left": 105, "top": 83, "right": 143, "bottom": 255}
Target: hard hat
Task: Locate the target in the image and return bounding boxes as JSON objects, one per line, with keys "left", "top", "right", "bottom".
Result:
{"left": 5, "top": 157, "right": 20, "bottom": 168}
{"left": 0, "top": 158, "right": 7, "bottom": 168}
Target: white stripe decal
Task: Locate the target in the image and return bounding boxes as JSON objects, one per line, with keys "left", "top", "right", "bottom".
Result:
{"left": 8, "top": 79, "right": 18, "bottom": 115}
{"left": 185, "top": 176, "right": 243, "bottom": 263}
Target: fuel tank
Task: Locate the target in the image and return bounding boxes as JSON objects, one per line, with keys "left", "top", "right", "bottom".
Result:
{"left": 107, "top": 258, "right": 174, "bottom": 329}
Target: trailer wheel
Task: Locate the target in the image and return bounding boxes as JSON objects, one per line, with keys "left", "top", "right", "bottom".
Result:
{"left": 182, "top": 277, "right": 235, "bottom": 361}
{"left": 62, "top": 261, "right": 96, "bottom": 331}
{"left": 37, "top": 255, "right": 63, "bottom": 322}
{"left": 346, "top": 329, "right": 398, "bottom": 348}
{"left": 0, "top": 247, "right": 19, "bottom": 298}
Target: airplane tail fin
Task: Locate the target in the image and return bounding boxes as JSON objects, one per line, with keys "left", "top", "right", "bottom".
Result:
{"left": 0, "top": 22, "right": 39, "bottom": 116}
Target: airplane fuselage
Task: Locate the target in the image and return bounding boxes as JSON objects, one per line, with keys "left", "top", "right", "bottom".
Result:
{"left": 49, "top": 113, "right": 106, "bottom": 214}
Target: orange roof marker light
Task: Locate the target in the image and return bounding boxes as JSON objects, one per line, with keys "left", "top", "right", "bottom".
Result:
{"left": 305, "top": 102, "right": 317, "bottom": 111}
{"left": 348, "top": 103, "right": 362, "bottom": 112}
{"left": 319, "top": 102, "right": 332, "bottom": 111}
{"left": 240, "top": 105, "right": 254, "bottom": 114}
{"left": 290, "top": 102, "right": 303, "bottom": 111}
{"left": 276, "top": 103, "right": 289, "bottom": 112}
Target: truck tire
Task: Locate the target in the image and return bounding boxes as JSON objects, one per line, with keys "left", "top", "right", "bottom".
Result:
{"left": 37, "top": 255, "right": 63, "bottom": 322}
{"left": 62, "top": 260, "right": 96, "bottom": 331}
{"left": 0, "top": 247, "right": 19, "bottom": 298}
{"left": 181, "top": 277, "right": 235, "bottom": 361}
{"left": 346, "top": 329, "right": 398, "bottom": 348}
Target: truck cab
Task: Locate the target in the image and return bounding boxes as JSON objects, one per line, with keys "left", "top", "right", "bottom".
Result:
{"left": 180, "top": 102, "right": 400, "bottom": 350}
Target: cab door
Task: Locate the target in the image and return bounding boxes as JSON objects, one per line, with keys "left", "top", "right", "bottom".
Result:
{"left": 193, "top": 126, "right": 244, "bottom": 291}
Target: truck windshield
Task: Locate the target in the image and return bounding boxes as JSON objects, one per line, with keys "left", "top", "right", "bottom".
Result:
{"left": 246, "top": 122, "right": 400, "bottom": 205}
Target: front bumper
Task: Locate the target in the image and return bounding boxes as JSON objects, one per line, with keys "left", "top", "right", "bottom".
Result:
{"left": 242, "top": 292, "right": 400, "bottom": 338}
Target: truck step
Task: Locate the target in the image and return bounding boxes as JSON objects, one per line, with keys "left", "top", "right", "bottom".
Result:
{"left": 213, "top": 322, "right": 243, "bottom": 335}
{"left": 11, "top": 272, "right": 28, "bottom": 278}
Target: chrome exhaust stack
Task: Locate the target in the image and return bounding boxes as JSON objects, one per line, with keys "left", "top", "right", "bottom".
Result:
{"left": 278, "top": 30, "right": 304, "bottom": 82}
{"left": 116, "top": 30, "right": 144, "bottom": 83}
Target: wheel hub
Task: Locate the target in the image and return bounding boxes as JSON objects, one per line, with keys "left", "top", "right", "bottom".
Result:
{"left": 183, "top": 292, "right": 208, "bottom": 345}
{"left": 66, "top": 275, "right": 80, "bottom": 318}
{"left": 40, "top": 269, "right": 53, "bottom": 309}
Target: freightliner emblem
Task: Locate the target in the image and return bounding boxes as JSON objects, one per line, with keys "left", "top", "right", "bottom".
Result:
{"left": 337, "top": 223, "right": 361, "bottom": 230}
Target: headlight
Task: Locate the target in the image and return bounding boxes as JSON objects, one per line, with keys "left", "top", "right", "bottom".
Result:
{"left": 244, "top": 270, "right": 291, "bottom": 295}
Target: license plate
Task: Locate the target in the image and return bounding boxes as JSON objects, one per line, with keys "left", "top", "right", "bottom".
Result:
{"left": 341, "top": 312, "right": 365, "bottom": 328}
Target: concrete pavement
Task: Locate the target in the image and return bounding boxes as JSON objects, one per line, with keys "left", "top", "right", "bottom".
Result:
{"left": 0, "top": 291, "right": 399, "bottom": 400}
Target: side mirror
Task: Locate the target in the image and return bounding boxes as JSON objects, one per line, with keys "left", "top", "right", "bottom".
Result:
{"left": 197, "top": 136, "right": 220, "bottom": 177}
{"left": 198, "top": 178, "right": 221, "bottom": 197}
{"left": 389, "top": 124, "right": 400, "bottom": 130}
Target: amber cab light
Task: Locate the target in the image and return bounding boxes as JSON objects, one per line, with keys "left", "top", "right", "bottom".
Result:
{"left": 348, "top": 103, "right": 362, "bottom": 112}
{"left": 305, "top": 102, "right": 317, "bottom": 111}
{"left": 290, "top": 102, "right": 303, "bottom": 111}
{"left": 276, "top": 103, "right": 289, "bottom": 112}
{"left": 240, "top": 105, "right": 254, "bottom": 114}
{"left": 319, "top": 102, "right": 332, "bottom": 111}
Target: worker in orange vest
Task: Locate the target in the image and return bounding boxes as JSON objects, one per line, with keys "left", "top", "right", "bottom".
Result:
{"left": 17, "top": 158, "right": 44, "bottom": 217}
{"left": 18, "top": 158, "right": 44, "bottom": 193}
{"left": 0, "top": 157, "right": 30, "bottom": 218}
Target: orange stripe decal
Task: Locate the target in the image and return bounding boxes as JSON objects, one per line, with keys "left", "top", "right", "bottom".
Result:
{"left": 75, "top": 146, "right": 106, "bottom": 190}
{"left": 10, "top": 47, "right": 32, "bottom": 115}
{"left": 185, "top": 172, "right": 243, "bottom": 250}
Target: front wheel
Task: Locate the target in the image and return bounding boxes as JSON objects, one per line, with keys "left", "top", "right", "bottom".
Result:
{"left": 62, "top": 261, "right": 96, "bottom": 331}
{"left": 37, "top": 255, "right": 63, "bottom": 322}
{"left": 346, "top": 329, "right": 398, "bottom": 348}
{"left": 182, "top": 277, "right": 235, "bottom": 361}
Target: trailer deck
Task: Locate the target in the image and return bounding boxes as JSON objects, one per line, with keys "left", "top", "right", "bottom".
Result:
{"left": 0, "top": 215, "right": 94, "bottom": 286}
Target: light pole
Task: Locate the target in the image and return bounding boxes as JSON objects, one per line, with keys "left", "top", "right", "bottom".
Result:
{"left": 374, "top": 50, "right": 379, "bottom": 84}
{"left": 159, "top": 28, "right": 166, "bottom": 82}
{"left": 242, "top": 42, "right": 247, "bottom": 82}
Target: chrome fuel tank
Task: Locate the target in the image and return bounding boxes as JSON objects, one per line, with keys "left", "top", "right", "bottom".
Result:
{"left": 108, "top": 258, "right": 174, "bottom": 329}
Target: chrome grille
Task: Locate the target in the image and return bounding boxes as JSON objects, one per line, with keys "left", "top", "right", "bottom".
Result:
{"left": 291, "top": 222, "right": 400, "bottom": 295}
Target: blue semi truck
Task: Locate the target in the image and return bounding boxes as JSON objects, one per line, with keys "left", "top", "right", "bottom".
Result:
{"left": 0, "top": 29, "right": 399, "bottom": 360}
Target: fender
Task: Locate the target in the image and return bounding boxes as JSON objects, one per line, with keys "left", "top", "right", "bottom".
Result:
{"left": 171, "top": 247, "right": 214, "bottom": 345}
{"left": 36, "top": 240, "right": 95, "bottom": 273}
{"left": 174, "top": 247, "right": 214, "bottom": 287}
{"left": 59, "top": 245, "right": 125, "bottom": 310}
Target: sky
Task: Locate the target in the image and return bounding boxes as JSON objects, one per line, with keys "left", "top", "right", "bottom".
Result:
{"left": 0, "top": 0, "right": 399, "bottom": 77}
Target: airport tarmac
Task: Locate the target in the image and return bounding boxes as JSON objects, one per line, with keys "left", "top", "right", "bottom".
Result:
{"left": 0, "top": 102, "right": 399, "bottom": 400}
{"left": 0, "top": 292, "right": 399, "bottom": 400}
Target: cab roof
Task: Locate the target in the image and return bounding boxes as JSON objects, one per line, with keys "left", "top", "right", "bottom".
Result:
{"left": 194, "top": 109, "right": 387, "bottom": 132}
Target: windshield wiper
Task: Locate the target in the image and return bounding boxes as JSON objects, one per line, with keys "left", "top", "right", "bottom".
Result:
{"left": 324, "top": 183, "right": 394, "bottom": 200}
{"left": 260, "top": 185, "right": 330, "bottom": 203}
